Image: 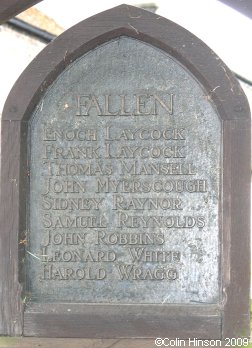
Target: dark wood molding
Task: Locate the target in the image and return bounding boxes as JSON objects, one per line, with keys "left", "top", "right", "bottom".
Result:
{"left": 0, "top": 4, "right": 250, "bottom": 338}
{"left": 2, "top": 5, "right": 250, "bottom": 123}
{"left": 222, "top": 119, "right": 251, "bottom": 337}
{"left": 0, "top": 121, "right": 24, "bottom": 335}
{"left": 24, "top": 303, "right": 221, "bottom": 338}
{"left": 0, "top": 0, "right": 43, "bottom": 24}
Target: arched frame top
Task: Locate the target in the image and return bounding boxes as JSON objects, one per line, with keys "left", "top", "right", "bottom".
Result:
{"left": 0, "top": 4, "right": 250, "bottom": 339}
{"left": 2, "top": 4, "right": 250, "bottom": 122}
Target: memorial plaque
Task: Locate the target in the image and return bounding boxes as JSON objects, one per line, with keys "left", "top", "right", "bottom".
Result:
{"left": 28, "top": 37, "right": 220, "bottom": 304}
{"left": 0, "top": 5, "right": 250, "bottom": 339}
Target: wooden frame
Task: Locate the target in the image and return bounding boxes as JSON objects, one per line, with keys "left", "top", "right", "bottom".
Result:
{"left": 0, "top": 5, "right": 250, "bottom": 338}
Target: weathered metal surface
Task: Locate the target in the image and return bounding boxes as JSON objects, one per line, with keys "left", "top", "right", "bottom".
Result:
{"left": 1, "top": 4, "right": 250, "bottom": 338}
{"left": 28, "top": 37, "right": 221, "bottom": 304}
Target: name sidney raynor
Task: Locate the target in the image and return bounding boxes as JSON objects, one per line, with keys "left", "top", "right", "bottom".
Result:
{"left": 38, "top": 92, "right": 208, "bottom": 283}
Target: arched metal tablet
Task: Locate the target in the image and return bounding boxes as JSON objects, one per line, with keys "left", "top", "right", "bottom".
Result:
{"left": 0, "top": 5, "right": 250, "bottom": 339}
